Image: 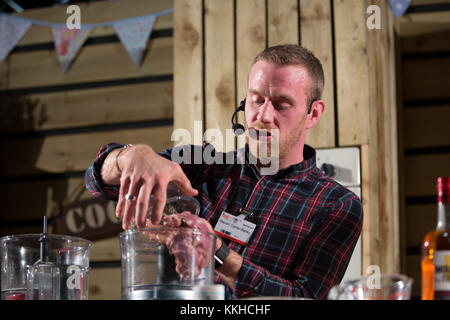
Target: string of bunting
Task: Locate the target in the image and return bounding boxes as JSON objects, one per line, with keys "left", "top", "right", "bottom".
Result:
{"left": 0, "top": 1, "right": 411, "bottom": 72}
{"left": 0, "top": 8, "right": 173, "bottom": 72}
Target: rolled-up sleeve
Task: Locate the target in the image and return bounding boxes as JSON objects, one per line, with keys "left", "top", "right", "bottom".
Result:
{"left": 85, "top": 142, "right": 123, "bottom": 200}
{"left": 84, "top": 143, "right": 205, "bottom": 200}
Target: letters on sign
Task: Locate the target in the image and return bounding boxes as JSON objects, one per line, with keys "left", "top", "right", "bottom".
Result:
{"left": 55, "top": 198, "right": 122, "bottom": 240}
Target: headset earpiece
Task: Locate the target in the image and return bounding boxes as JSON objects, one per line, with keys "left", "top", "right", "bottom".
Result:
{"left": 307, "top": 99, "right": 317, "bottom": 114}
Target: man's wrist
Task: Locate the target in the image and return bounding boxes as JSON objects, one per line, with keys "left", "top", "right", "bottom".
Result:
{"left": 115, "top": 144, "right": 133, "bottom": 173}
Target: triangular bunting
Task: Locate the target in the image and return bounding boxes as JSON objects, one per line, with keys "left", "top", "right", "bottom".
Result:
{"left": 114, "top": 15, "right": 156, "bottom": 66}
{"left": 52, "top": 26, "right": 91, "bottom": 72}
{"left": 389, "top": 0, "right": 412, "bottom": 17}
{"left": 0, "top": 14, "right": 32, "bottom": 63}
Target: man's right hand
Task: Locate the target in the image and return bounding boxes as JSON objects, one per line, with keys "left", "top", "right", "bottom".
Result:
{"left": 101, "top": 144, "right": 198, "bottom": 230}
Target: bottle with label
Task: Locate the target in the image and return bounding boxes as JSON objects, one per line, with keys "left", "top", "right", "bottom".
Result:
{"left": 421, "top": 177, "right": 450, "bottom": 300}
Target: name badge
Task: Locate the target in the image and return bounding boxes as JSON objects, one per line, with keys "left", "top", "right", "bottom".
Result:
{"left": 214, "top": 211, "right": 256, "bottom": 246}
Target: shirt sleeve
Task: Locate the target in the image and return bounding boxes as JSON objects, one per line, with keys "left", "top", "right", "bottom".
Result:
{"left": 84, "top": 143, "right": 210, "bottom": 201}
{"left": 85, "top": 142, "right": 124, "bottom": 200}
{"left": 232, "top": 195, "right": 363, "bottom": 300}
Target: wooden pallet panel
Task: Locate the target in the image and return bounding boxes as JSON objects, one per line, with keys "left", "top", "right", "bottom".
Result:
{"left": 235, "top": 0, "right": 266, "bottom": 149}
{"left": 334, "top": 0, "right": 370, "bottom": 145}
{"left": 300, "top": 0, "right": 335, "bottom": 148}
{"left": 402, "top": 57, "right": 450, "bottom": 101}
{"left": 173, "top": 0, "right": 203, "bottom": 145}
{"left": 16, "top": 0, "right": 173, "bottom": 46}
{"left": 412, "top": 0, "right": 450, "bottom": 4}
{"left": 204, "top": 0, "right": 235, "bottom": 152}
{"left": 401, "top": 28, "right": 450, "bottom": 53}
{"left": 0, "top": 177, "right": 92, "bottom": 222}
{"left": 404, "top": 153, "right": 450, "bottom": 197}
{"left": 404, "top": 106, "right": 450, "bottom": 149}
{"left": 91, "top": 237, "right": 121, "bottom": 262}
{"left": 0, "top": 126, "right": 174, "bottom": 176}
{"left": 406, "top": 204, "right": 436, "bottom": 248}
{"left": 267, "top": 0, "right": 299, "bottom": 46}
{"left": 8, "top": 37, "right": 173, "bottom": 90}
{"left": 88, "top": 267, "right": 121, "bottom": 300}
{"left": 2, "top": 81, "right": 173, "bottom": 132}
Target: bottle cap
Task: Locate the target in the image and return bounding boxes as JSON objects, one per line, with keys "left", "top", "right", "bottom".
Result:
{"left": 437, "top": 177, "right": 450, "bottom": 204}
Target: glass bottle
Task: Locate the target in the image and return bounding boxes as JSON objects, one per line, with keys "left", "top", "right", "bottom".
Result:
{"left": 421, "top": 177, "right": 450, "bottom": 300}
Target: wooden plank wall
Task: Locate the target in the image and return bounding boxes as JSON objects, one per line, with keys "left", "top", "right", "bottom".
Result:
{"left": 396, "top": 0, "right": 450, "bottom": 299}
{"left": 4, "top": 0, "right": 446, "bottom": 301}
{"left": 0, "top": 0, "right": 175, "bottom": 299}
{"left": 174, "top": 0, "right": 400, "bottom": 285}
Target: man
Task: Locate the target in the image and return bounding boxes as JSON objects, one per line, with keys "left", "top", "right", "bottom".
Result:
{"left": 85, "top": 44, "right": 363, "bottom": 299}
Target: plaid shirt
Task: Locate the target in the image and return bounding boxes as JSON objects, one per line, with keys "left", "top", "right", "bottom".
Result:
{"left": 85, "top": 142, "right": 363, "bottom": 300}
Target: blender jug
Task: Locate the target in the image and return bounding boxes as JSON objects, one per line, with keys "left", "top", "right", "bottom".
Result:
{"left": 120, "top": 184, "right": 217, "bottom": 300}
{"left": 1, "top": 220, "right": 92, "bottom": 300}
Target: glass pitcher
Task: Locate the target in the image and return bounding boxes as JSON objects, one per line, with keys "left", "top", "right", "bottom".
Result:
{"left": 120, "top": 182, "right": 217, "bottom": 300}
{"left": 1, "top": 234, "right": 92, "bottom": 300}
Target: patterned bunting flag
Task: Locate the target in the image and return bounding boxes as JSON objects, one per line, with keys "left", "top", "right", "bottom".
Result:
{"left": 52, "top": 26, "right": 92, "bottom": 72}
{"left": 389, "top": 0, "right": 412, "bottom": 17}
{"left": 114, "top": 15, "right": 156, "bottom": 66}
{"left": 0, "top": 8, "right": 172, "bottom": 71}
{"left": 0, "top": 14, "right": 32, "bottom": 63}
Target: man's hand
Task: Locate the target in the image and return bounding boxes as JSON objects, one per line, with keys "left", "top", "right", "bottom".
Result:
{"left": 101, "top": 144, "right": 198, "bottom": 229}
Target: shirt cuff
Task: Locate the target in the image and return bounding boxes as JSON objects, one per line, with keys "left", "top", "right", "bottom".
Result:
{"left": 85, "top": 142, "right": 124, "bottom": 200}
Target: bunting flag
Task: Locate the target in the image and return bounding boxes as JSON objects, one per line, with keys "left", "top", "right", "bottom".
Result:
{"left": 114, "top": 15, "right": 155, "bottom": 66}
{"left": 0, "top": 13, "right": 32, "bottom": 62}
{"left": 52, "top": 26, "right": 92, "bottom": 72}
{"left": 389, "top": 0, "right": 412, "bottom": 17}
{"left": 0, "top": 8, "right": 173, "bottom": 71}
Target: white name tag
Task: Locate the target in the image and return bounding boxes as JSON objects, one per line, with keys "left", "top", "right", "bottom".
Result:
{"left": 214, "top": 211, "right": 256, "bottom": 246}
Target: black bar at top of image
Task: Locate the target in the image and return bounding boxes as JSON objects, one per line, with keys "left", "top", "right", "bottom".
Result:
{"left": 10, "top": 28, "right": 173, "bottom": 54}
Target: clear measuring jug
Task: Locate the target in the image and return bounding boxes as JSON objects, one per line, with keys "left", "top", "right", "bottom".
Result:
{"left": 1, "top": 232, "right": 92, "bottom": 300}
{"left": 120, "top": 183, "right": 217, "bottom": 300}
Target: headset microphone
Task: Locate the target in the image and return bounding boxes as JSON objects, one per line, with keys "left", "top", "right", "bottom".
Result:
{"left": 231, "top": 99, "right": 246, "bottom": 135}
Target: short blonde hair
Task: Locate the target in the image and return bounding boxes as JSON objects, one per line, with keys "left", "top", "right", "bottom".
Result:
{"left": 253, "top": 44, "right": 324, "bottom": 106}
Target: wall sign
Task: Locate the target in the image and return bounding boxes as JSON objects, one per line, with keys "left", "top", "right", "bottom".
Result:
{"left": 54, "top": 197, "right": 122, "bottom": 241}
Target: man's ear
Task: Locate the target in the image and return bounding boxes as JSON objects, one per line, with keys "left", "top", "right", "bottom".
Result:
{"left": 305, "top": 100, "right": 325, "bottom": 130}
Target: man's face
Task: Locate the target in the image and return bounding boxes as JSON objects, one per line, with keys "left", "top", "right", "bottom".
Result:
{"left": 244, "top": 60, "right": 312, "bottom": 165}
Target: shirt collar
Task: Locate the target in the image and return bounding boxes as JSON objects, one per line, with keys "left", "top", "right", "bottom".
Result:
{"left": 237, "top": 144, "right": 317, "bottom": 180}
